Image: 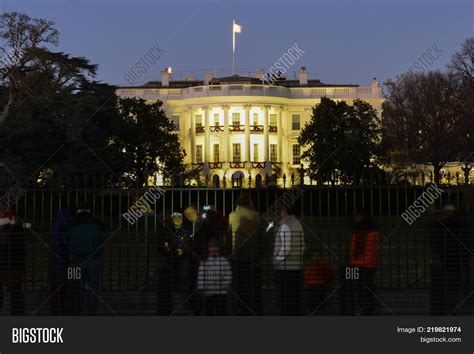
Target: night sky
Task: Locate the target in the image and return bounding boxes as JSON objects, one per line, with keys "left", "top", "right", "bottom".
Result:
{"left": 3, "top": 0, "right": 472, "bottom": 87}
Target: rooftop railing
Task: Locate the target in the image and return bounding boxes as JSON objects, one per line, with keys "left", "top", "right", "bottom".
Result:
{"left": 117, "top": 84, "right": 382, "bottom": 101}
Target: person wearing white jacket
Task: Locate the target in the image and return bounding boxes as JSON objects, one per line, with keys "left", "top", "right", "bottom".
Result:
{"left": 273, "top": 205, "right": 305, "bottom": 315}
{"left": 196, "top": 239, "right": 232, "bottom": 315}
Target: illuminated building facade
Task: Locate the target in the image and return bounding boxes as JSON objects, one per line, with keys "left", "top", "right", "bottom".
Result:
{"left": 116, "top": 68, "right": 384, "bottom": 187}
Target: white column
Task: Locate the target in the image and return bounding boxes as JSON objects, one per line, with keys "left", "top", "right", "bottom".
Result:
{"left": 222, "top": 105, "right": 230, "bottom": 165}
{"left": 244, "top": 104, "right": 251, "bottom": 165}
{"left": 203, "top": 106, "right": 210, "bottom": 177}
{"left": 278, "top": 106, "right": 283, "bottom": 163}
{"left": 189, "top": 108, "right": 195, "bottom": 164}
{"left": 264, "top": 105, "right": 270, "bottom": 162}
{"left": 203, "top": 106, "right": 210, "bottom": 162}
{"left": 264, "top": 105, "right": 272, "bottom": 176}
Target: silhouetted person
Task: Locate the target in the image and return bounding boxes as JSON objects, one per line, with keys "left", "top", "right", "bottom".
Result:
{"left": 350, "top": 209, "right": 380, "bottom": 315}
{"left": 157, "top": 212, "right": 193, "bottom": 315}
{"left": 66, "top": 204, "right": 106, "bottom": 315}
{"left": 188, "top": 205, "right": 224, "bottom": 314}
{"left": 0, "top": 208, "right": 25, "bottom": 315}
{"left": 49, "top": 209, "right": 72, "bottom": 315}
{"left": 157, "top": 229, "right": 173, "bottom": 315}
{"left": 228, "top": 194, "right": 263, "bottom": 315}
{"left": 431, "top": 205, "right": 470, "bottom": 315}
{"left": 273, "top": 205, "right": 305, "bottom": 315}
{"left": 197, "top": 239, "right": 232, "bottom": 316}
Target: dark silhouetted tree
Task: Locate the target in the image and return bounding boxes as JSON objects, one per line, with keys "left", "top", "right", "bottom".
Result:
{"left": 299, "top": 97, "right": 381, "bottom": 184}
{"left": 114, "top": 98, "right": 184, "bottom": 186}
{"left": 383, "top": 70, "right": 472, "bottom": 184}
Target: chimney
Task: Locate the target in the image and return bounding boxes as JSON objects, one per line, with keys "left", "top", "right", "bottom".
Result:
{"left": 256, "top": 69, "right": 265, "bottom": 82}
{"left": 371, "top": 77, "right": 380, "bottom": 88}
{"left": 204, "top": 71, "right": 213, "bottom": 85}
{"left": 161, "top": 67, "right": 172, "bottom": 87}
{"left": 371, "top": 77, "right": 382, "bottom": 98}
{"left": 299, "top": 67, "right": 308, "bottom": 85}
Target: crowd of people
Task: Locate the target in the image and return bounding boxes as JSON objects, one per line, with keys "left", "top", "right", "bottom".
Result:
{"left": 0, "top": 196, "right": 470, "bottom": 316}
{"left": 156, "top": 194, "right": 310, "bottom": 316}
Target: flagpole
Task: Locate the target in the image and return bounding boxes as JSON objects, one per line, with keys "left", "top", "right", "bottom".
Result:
{"left": 232, "top": 20, "right": 235, "bottom": 75}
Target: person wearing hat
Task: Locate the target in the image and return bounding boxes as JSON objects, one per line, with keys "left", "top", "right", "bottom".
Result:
{"left": 0, "top": 208, "right": 25, "bottom": 315}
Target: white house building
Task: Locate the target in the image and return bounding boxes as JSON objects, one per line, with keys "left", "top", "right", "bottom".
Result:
{"left": 116, "top": 67, "right": 384, "bottom": 187}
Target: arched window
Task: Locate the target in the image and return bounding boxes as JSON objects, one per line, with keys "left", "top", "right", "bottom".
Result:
{"left": 231, "top": 171, "right": 244, "bottom": 188}
{"left": 212, "top": 174, "right": 220, "bottom": 188}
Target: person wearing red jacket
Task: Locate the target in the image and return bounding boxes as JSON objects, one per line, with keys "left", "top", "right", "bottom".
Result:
{"left": 350, "top": 209, "right": 380, "bottom": 315}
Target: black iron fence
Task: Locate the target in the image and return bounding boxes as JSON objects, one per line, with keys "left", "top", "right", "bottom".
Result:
{"left": 5, "top": 175, "right": 474, "bottom": 229}
{"left": 0, "top": 175, "right": 472, "bottom": 315}
{"left": 1, "top": 227, "right": 472, "bottom": 316}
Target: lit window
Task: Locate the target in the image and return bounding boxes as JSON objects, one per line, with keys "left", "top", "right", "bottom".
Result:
{"left": 270, "top": 144, "right": 277, "bottom": 162}
{"left": 232, "top": 113, "right": 240, "bottom": 126}
{"left": 171, "top": 115, "right": 180, "bottom": 130}
{"left": 292, "top": 144, "right": 301, "bottom": 165}
{"left": 196, "top": 145, "right": 203, "bottom": 163}
{"left": 232, "top": 143, "right": 241, "bottom": 162}
{"left": 213, "top": 144, "right": 220, "bottom": 162}
{"left": 213, "top": 113, "right": 220, "bottom": 126}
{"left": 253, "top": 143, "right": 259, "bottom": 162}
{"left": 195, "top": 115, "right": 203, "bottom": 128}
{"left": 269, "top": 114, "right": 277, "bottom": 127}
{"left": 292, "top": 114, "right": 300, "bottom": 130}
{"left": 252, "top": 113, "right": 259, "bottom": 126}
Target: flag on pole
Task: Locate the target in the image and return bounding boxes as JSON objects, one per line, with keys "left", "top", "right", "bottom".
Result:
{"left": 232, "top": 20, "right": 242, "bottom": 75}
{"left": 233, "top": 22, "right": 242, "bottom": 34}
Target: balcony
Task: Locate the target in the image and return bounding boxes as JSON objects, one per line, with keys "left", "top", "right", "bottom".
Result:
{"left": 229, "top": 124, "right": 245, "bottom": 132}
{"left": 250, "top": 125, "right": 264, "bottom": 132}
{"left": 230, "top": 161, "right": 245, "bottom": 169}
{"left": 251, "top": 162, "right": 266, "bottom": 169}
{"left": 196, "top": 124, "right": 277, "bottom": 134}
{"left": 210, "top": 125, "right": 224, "bottom": 132}
{"left": 208, "top": 162, "right": 223, "bottom": 169}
